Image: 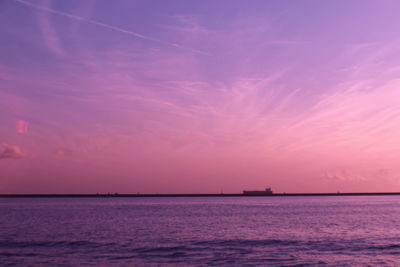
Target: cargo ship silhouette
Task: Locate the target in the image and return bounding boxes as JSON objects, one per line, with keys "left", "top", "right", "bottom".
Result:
{"left": 243, "top": 188, "right": 273, "bottom": 195}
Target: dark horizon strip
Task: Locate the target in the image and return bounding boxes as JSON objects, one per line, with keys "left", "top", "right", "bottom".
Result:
{"left": 2, "top": 192, "right": 400, "bottom": 198}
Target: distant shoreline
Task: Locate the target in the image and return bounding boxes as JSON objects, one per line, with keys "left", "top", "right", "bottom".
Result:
{"left": 1, "top": 192, "right": 400, "bottom": 198}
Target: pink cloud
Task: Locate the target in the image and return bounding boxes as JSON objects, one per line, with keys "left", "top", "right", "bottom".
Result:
{"left": 55, "top": 148, "right": 85, "bottom": 156}
{"left": 16, "top": 120, "right": 28, "bottom": 134}
{"left": 0, "top": 145, "right": 24, "bottom": 159}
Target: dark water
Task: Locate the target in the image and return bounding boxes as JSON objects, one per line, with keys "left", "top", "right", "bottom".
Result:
{"left": 1, "top": 196, "right": 400, "bottom": 266}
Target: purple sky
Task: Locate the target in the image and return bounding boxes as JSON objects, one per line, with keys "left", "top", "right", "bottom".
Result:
{"left": 2, "top": 0, "right": 400, "bottom": 193}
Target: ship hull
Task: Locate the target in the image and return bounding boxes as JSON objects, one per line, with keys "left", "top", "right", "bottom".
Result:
{"left": 243, "top": 191, "right": 273, "bottom": 195}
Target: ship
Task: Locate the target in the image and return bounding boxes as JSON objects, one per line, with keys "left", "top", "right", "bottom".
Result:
{"left": 243, "top": 187, "right": 273, "bottom": 195}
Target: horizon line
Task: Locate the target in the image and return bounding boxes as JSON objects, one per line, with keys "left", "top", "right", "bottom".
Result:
{"left": 2, "top": 192, "right": 400, "bottom": 198}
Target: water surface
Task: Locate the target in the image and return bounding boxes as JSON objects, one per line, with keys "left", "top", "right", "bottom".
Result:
{"left": 1, "top": 196, "right": 400, "bottom": 266}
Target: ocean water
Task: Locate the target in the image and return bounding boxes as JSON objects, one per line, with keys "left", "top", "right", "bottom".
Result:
{"left": 1, "top": 196, "right": 400, "bottom": 266}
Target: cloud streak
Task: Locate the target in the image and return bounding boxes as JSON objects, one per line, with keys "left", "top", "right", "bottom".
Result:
{"left": 36, "top": 0, "right": 65, "bottom": 57}
{"left": 13, "top": 0, "right": 209, "bottom": 55}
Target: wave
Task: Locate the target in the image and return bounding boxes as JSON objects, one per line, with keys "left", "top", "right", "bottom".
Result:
{"left": 0, "top": 240, "right": 114, "bottom": 249}
{"left": 3, "top": 238, "right": 398, "bottom": 252}
{"left": 2, "top": 238, "right": 400, "bottom": 263}
{"left": 193, "top": 239, "right": 301, "bottom": 247}
{"left": 367, "top": 244, "right": 400, "bottom": 250}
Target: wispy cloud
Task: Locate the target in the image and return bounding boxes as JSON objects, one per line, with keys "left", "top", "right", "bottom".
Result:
{"left": 35, "top": 0, "right": 65, "bottom": 56}
{"left": 3, "top": 1, "right": 400, "bottom": 192}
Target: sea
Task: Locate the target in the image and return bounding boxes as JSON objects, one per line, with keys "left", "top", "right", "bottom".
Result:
{"left": 1, "top": 196, "right": 400, "bottom": 266}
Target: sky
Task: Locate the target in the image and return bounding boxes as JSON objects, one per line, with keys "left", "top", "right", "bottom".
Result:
{"left": 2, "top": 0, "right": 400, "bottom": 193}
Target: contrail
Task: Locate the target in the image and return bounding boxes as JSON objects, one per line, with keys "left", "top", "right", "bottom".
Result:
{"left": 13, "top": 0, "right": 209, "bottom": 55}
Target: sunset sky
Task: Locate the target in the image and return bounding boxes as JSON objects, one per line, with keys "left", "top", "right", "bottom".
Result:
{"left": 2, "top": 0, "right": 400, "bottom": 193}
